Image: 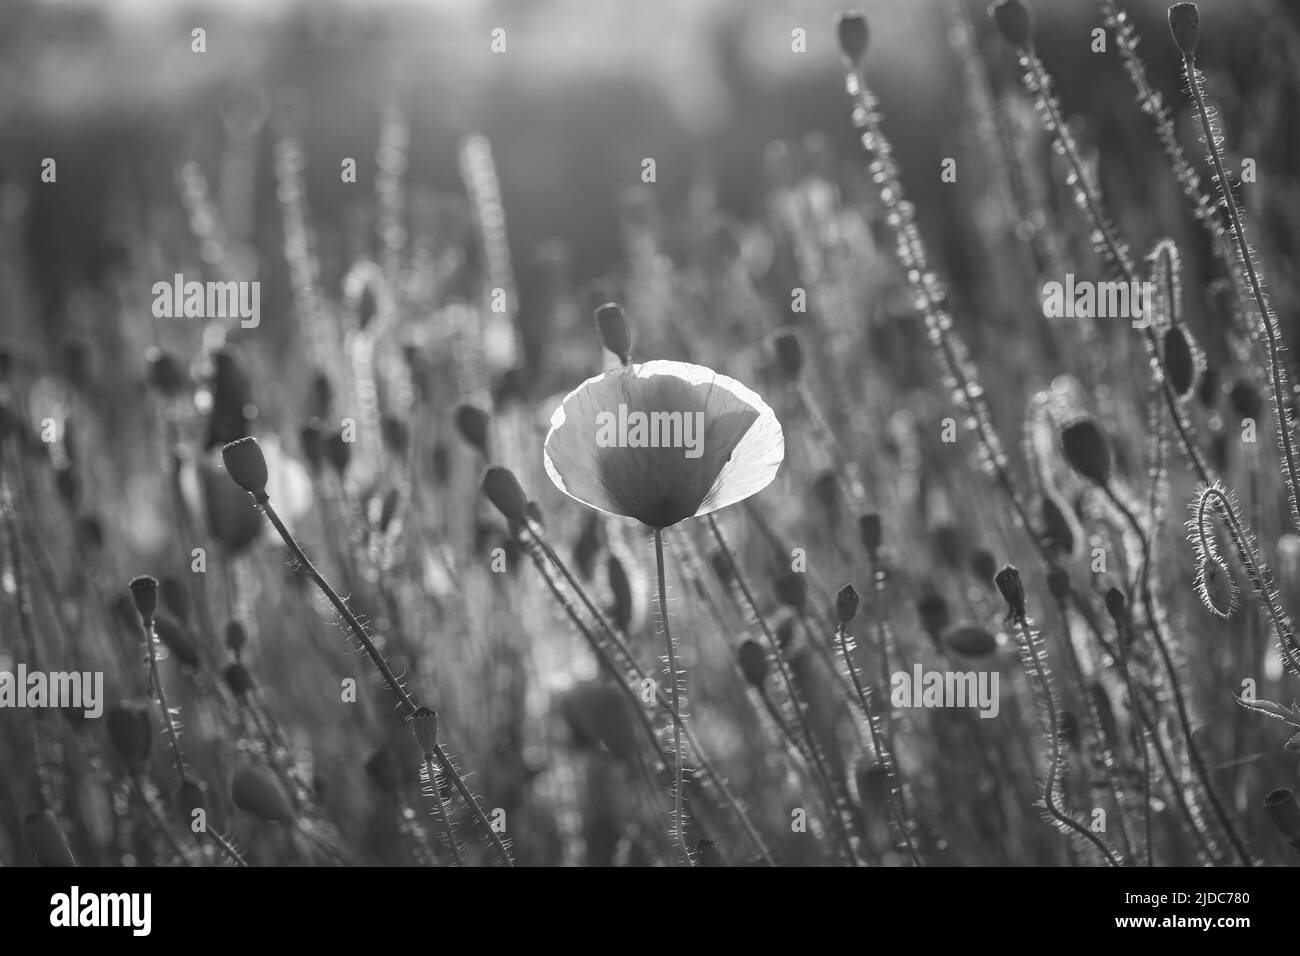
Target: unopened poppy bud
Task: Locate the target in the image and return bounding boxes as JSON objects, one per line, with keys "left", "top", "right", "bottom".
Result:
{"left": 835, "top": 11, "right": 870, "bottom": 66}
{"left": 773, "top": 569, "right": 807, "bottom": 611}
{"left": 943, "top": 625, "right": 997, "bottom": 657}
{"left": 365, "top": 749, "right": 403, "bottom": 793}
{"left": 1163, "top": 326, "right": 1196, "bottom": 398}
{"left": 380, "top": 413, "right": 410, "bottom": 456}
{"left": 1041, "top": 494, "right": 1075, "bottom": 557}
{"left": 1197, "top": 557, "right": 1238, "bottom": 618}
{"left": 990, "top": 0, "right": 1033, "bottom": 49}
{"left": 454, "top": 404, "right": 490, "bottom": 453}
{"left": 53, "top": 464, "right": 78, "bottom": 507}
{"left": 108, "top": 701, "right": 153, "bottom": 770}
{"left": 129, "top": 575, "right": 159, "bottom": 622}
{"left": 737, "top": 639, "right": 769, "bottom": 687}
{"left": 300, "top": 420, "right": 325, "bottom": 471}
{"left": 1060, "top": 419, "right": 1112, "bottom": 486}
{"left": 1046, "top": 565, "right": 1071, "bottom": 601}
{"left": 859, "top": 513, "right": 883, "bottom": 558}
{"left": 221, "top": 436, "right": 269, "bottom": 500}
{"left": 223, "top": 662, "right": 254, "bottom": 697}
{"left": 709, "top": 548, "right": 734, "bottom": 585}
{"left": 146, "top": 347, "right": 185, "bottom": 396}
{"left": 970, "top": 548, "right": 998, "bottom": 585}
{"left": 410, "top": 705, "right": 439, "bottom": 754}
{"left": 231, "top": 765, "right": 296, "bottom": 824}
{"left": 995, "top": 565, "right": 1025, "bottom": 624}
{"left": 772, "top": 329, "right": 804, "bottom": 381}
{"left": 1228, "top": 380, "right": 1262, "bottom": 423}
{"left": 1167, "top": 2, "right": 1199, "bottom": 56}
{"left": 918, "top": 593, "right": 950, "bottom": 643}
{"left": 594, "top": 302, "right": 632, "bottom": 365}
{"left": 24, "top": 812, "right": 76, "bottom": 866}
{"left": 482, "top": 466, "right": 530, "bottom": 524}
{"left": 225, "top": 620, "right": 247, "bottom": 655}
{"left": 1263, "top": 788, "right": 1300, "bottom": 845}
{"left": 836, "top": 584, "right": 860, "bottom": 624}
{"left": 326, "top": 431, "right": 351, "bottom": 476}
{"left": 176, "top": 779, "right": 207, "bottom": 822}
{"left": 1104, "top": 587, "right": 1128, "bottom": 626}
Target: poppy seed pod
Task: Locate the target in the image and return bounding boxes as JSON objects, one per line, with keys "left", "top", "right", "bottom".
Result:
{"left": 231, "top": 765, "right": 296, "bottom": 824}
{"left": 454, "top": 404, "right": 490, "bottom": 453}
{"left": 737, "top": 639, "right": 769, "bottom": 687}
{"left": 835, "top": 11, "right": 869, "bottom": 65}
{"left": 108, "top": 701, "right": 153, "bottom": 771}
{"left": 990, "top": 0, "right": 1032, "bottom": 49}
{"left": 1263, "top": 788, "right": 1300, "bottom": 844}
{"left": 1167, "top": 2, "right": 1200, "bottom": 56}
{"left": 129, "top": 575, "right": 159, "bottom": 622}
{"left": 943, "top": 625, "right": 997, "bottom": 658}
{"left": 772, "top": 329, "right": 804, "bottom": 381}
{"left": 221, "top": 437, "right": 269, "bottom": 500}
{"left": 482, "top": 466, "right": 530, "bottom": 524}
{"left": 773, "top": 569, "right": 807, "bottom": 612}
{"left": 409, "top": 705, "right": 439, "bottom": 754}
{"left": 859, "top": 513, "right": 883, "bottom": 559}
{"left": 836, "top": 584, "right": 860, "bottom": 624}
{"left": 24, "top": 812, "right": 76, "bottom": 867}
{"left": 594, "top": 302, "right": 632, "bottom": 365}
{"left": 995, "top": 565, "right": 1026, "bottom": 624}
{"left": 1060, "top": 419, "right": 1112, "bottom": 486}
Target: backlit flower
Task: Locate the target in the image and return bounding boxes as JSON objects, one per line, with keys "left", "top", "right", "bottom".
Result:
{"left": 543, "top": 360, "right": 784, "bottom": 528}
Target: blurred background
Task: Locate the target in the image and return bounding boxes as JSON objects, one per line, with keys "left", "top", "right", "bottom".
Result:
{"left": 4, "top": 0, "right": 1300, "bottom": 869}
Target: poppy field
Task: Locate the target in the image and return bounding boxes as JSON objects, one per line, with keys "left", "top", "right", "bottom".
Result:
{"left": 3, "top": 0, "right": 1300, "bottom": 872}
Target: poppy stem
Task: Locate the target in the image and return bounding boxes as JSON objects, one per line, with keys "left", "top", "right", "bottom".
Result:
{"left": 654, "top": 527, "right": 692, "bottom": 866}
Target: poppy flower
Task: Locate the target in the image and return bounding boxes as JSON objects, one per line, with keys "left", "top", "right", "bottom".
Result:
{"left": 542, "top": 360, "right": 784, "bottom": 529}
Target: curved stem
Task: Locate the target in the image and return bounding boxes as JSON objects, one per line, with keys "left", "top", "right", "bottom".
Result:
{"left": 1182, "top": 53, "right": 1300, "bottom": 533}
{"left": 1104, "top": 485, "right": 1253, "bottom": 865}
